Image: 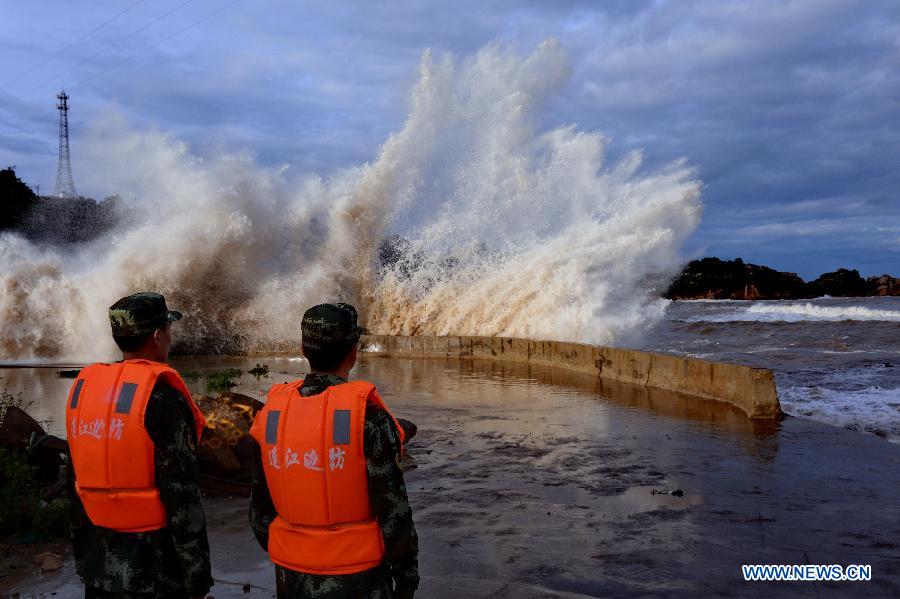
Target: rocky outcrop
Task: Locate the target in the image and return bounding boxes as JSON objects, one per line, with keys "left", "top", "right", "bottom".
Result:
{"left": 0, "top": 407, "right": 66, "bottom": 483}
{"left": 868, "top": 274, "right": 900, "bottom": 296}
{"left": 0, "top": 407, "right": 70, "bottom": 541}
{"left": 666, "top": 259, "right": 899, "bottom": 299}
{"left": 804, "top": 268, "right": 870, "bottom": 298}
{"left": 666, "top": 258, "right": 805, "bottom": 300}
{"left": 195, "top": 392, "right": 264, "bottom": 493}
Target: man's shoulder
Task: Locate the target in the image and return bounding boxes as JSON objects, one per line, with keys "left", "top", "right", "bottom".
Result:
{"left": 144, "top": 379, "right": 194, "bottom": 438}
{"left": 363, "top": 402, "right": 400, "bottom": 458}
{"left": 150, "top": 378, "right": 188, "bottom": 404}
{"left": 361, "top": 386, "right": 395, "bottom": 431}
{"left": 364, "top": 401, "right": 392, "bottom": 426}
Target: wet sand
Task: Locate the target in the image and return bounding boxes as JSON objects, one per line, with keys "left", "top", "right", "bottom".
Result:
{"left": 4, "top": 355, "right": 900, "bottom": 597}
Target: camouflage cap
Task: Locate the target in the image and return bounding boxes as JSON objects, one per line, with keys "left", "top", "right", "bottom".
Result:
{"left": 301, "top": 303, "right": 364, "bottom": 350}
{"left": 108, "top": 292, "right": 182, "bottom": 337}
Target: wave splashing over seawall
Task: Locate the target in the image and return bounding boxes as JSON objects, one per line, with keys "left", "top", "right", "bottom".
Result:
{"left": 0, "top": 41, "right": 701, "bottom": 361}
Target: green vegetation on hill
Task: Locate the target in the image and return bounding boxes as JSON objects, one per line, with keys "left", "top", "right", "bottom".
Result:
{"left": 666, "top": 258, "right": 898, "bottom": 299}
{"left": 0, "top": 167, "right": 38, "bottom": 230}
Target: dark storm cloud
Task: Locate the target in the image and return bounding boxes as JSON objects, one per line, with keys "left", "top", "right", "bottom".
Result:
{"left": 0, "top": 0, "right": 896, "bottom": 277}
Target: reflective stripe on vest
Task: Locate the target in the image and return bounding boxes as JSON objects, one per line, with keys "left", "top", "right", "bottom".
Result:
{"left": 66, "top": 360, "right": 205, "bottom": 533}
{"left": 249, "top": 379, "right": 403, "bottom": 575}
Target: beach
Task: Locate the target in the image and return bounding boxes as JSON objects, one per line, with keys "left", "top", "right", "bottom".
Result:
{"left": 5, "top": 353, "right": 900, "bottom": 597}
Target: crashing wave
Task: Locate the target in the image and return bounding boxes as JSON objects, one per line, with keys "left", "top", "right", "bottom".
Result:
{"left": 0, "top": 41, "right": 701, "bottom": 361}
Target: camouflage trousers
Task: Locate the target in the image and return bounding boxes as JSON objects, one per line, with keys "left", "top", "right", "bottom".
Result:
{"left": 84, "top": 587, "right": 189, "bottom": 599}
{"left": 275, "top": 564, "right": 394, "bottom": 599}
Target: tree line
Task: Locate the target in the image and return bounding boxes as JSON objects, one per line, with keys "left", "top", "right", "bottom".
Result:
{"left": 0, "top": 167, "right": 118, "bottom": 243}
{"left": 666, "top": 257, "right": 898, "bottom": 299}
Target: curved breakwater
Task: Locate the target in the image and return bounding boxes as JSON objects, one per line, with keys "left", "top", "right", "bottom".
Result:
{"left": 360, "top": 335, "right": 781, "bottom": 419}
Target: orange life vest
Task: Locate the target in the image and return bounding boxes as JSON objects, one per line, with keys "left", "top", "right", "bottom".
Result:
{"left": 66, "top": 359, "right": 205, "bottom": 533}
{"left": 250, "top": 379, "right": 405, "bottom": 575}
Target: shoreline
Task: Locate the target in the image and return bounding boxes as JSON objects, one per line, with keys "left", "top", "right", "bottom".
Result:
{"left": 5, "top": 356, "right": 900, "bottom": 597}
{"left": 669, "top": 296, "right": 900, "bottom": 301}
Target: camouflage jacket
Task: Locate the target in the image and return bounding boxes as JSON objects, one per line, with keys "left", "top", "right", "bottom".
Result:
{"left": 249, "top": 372, "right": 419, "bottom": 599}
{"left": 67, "top": 382, "right": 213, "bottom": 597}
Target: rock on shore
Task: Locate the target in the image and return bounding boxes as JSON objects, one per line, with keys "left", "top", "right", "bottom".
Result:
{"left": 195, "top": 392, "right": 264, "bottom": 490}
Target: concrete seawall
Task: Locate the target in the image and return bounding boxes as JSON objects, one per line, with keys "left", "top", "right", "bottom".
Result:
{"left": 361, "top": 335, "right": 782, "bottom": 419}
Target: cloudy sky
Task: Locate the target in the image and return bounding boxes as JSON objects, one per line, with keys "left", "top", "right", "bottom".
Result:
{"left": 1, "top": 0, "right": 897, "bottom": 279}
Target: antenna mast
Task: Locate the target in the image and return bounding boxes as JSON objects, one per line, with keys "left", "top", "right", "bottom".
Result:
{"left": 54, "top": 89, "right": 76, "bottom": 198}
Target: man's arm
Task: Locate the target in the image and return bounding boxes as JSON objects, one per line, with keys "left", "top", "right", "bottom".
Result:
{"left": 248, "top": 437, "right": 277, "bottom": 550}
{"left": 364, "top": 395, "right": 419, "bottom": 599}
{"left": 145, "top": 386, "right": 214, "bottom": 598}
{"left": 65, "top": 455, "right": 92, "bottom": 578}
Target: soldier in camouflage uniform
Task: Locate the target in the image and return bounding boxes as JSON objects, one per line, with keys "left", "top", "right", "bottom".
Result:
{"left": 249, "top": 303, "right": 419, "bottom": 599}
{"left": 67, "top": 292, "right": 213, "bottom": 599}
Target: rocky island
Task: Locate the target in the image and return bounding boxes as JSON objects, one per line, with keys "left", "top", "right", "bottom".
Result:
{"left": 666, "top": 257, "right": 899, "bottom": 300}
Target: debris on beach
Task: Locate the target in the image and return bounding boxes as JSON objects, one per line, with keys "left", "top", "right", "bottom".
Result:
{"left": 33, "top": 552, "right": 62, "bottom": 571}
{"left": 651, "top": 489, "right": 685, "bottom": 497}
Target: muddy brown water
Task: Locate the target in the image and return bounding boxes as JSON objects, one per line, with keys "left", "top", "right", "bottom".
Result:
{"left": 3, "top": 355, "right": 900, "bottom": 598}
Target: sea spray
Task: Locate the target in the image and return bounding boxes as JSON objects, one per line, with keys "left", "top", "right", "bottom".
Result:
{"left": 0, "top": 41, "right": 702, "bottom": 361}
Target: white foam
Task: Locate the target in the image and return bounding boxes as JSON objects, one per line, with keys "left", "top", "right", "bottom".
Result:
{"left": 0, "top": 41, "right": 702, "bottom": 361}
{"left": 687, "top": 302, "right": 900, "bottom": 323}
{"left": 780, "top": 385, "right": 900, "bottom": 443}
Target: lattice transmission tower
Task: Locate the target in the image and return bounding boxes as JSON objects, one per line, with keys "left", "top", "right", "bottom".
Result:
{"left": 54, "top": 89, "right": 76, "bottom": 198}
